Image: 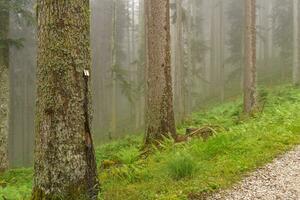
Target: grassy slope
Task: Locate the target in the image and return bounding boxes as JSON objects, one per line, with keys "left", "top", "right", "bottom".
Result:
{"left": 1, "top": 85, "right": 300, "bottom": 200}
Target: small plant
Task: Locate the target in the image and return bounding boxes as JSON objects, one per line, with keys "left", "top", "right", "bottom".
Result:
{"left": 105, "top": 163, "right": 150, "bottom": 183}
{"left": 117, "top": 147, "right": 140, "bottom": 165}
{"left": 166, "top": 152, "right": 197, "bottom": 180}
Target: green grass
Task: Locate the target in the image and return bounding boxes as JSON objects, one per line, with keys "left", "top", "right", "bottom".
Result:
{"left": 166, "top": 152, "right": 197, "bottom": 180}
{"left": 0, "top": 168, "right": 32, "bottom": 199}
{"left": 1, "top": 85, "right": 300, "bottom": 200}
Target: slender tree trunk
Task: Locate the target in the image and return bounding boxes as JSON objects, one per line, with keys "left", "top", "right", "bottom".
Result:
{"left": 131, "top": 0, "right": 139, "bottom": 131}
{"left": 210, "top": 0, "right": 216, "bottom": 97}
{"left": 244, "top": 0, "right": 257, "bottom": 113}
{"left": 127, "top": 1, "right": 133, "bottom": 65}
{"left": 0, "top": 1, "right": 9, "bottom": 171}
{"left": 293, "top": 0, "right": 299, "bottom": 85}
{"left": 219, "top": 0, "right": 225, "bottom": 102}
{"left": 257, "top": 4, "right": 264, "bottom": 62}
{"left": 170, "top": 0, "right": 176, "bottom": 112}
{"left": 174, "top": 0, "right": 185, "bottom": 121}
{"left": 210, "top": 0, "right": 223, "bottom": 100}
{"left": 130, "top": 0, "right": 140, "bottom": 131}
{"left": 184, "top": 1, "right": 195, "bottom": 113}
{"left": 110, "top": 0, "right": 117, "bottom": 139}
{"left": 127, "top": 0, "right": 135, "bottom": 126}
{"left": 131, "top": 1, "right": 136, "bottom": 63}
{"left": 262, "top": 0, "right": 269, "bottom": 69}
{"left": 204, "top": 0, "right": 212, "bottom": 97}
{"left": 144, "top": 0, "right": 177, "bottom": 145}
{"left": 32, "top": 1, "right": 99, "bottom": 199}
{"left": 136, "top": 0, "right": 145, "bottom": 130}
{"left": 267, "top": 0, "right": 273, "bottom": 65}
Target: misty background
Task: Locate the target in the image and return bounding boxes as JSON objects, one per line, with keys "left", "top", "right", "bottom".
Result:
{"left": 6, "top": 0, "right": 297, "bottom": 167}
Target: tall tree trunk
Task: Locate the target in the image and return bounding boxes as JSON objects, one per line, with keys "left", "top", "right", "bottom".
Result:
{"left": 293, "top": 0, "right": 299, "bottom": 85}
{"left": 144, "top": 0, "right": 177, "bottom": 145}
{"left": 210, "top": 0, "right": 220, "bottom": 98}
{"left": 110, "top": 0, "right": 117, "bottom": 139}
{"left": 267, "top": 0, "right": 273, "bottom": 60}
{"left": 262, "top": 0, "right": 269, "bottom": 69}
{"left": 257, "top": 4, "right": 264, "bottom": 63}
{"left": 174, "top": 0, "right": 185, "bottom": 121}
{"left": 219, "top": 0, "right": 225, "bottom": 102}
{"left": 131, "top": 0, "right": 139, "bottom": 131}
{"left": 136, "top": 0, "right": 145, "bottom": 130}
{"left": 210, "top": 0, "right": 216, "bottom": 97}
{"left": 184, "top": 0, "right": 195, "bottom": 113}
{"left": 0, "top": 1, "right": 9, "bottom": 171}
{"left": 32, "top": 0, "right": 99, "bottom": 199}
{"left": 244, "top": 0, "right": 257, "bottom": 113}
{"left": 204, "top": 0, "right": 212, "bottom": 97}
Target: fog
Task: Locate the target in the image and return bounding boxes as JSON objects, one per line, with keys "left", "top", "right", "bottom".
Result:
{"left": 2, "top": 0, "right": 297, "bottom": 167}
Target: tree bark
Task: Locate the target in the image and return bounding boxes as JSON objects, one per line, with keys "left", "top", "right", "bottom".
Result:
{"left": 244, "top": 0, "right": 257, "bottom": 114}
{"left": 32, "top": 0, "right": 99, "bottom": 199}
{"left": 293, "top": 0, "right": 299, "bottom": 85}
{"left": 144, "top": 0, "right": 177, "bottom": 145}
{"left": 0, "top": 0, "right": 9, "bottom": 171}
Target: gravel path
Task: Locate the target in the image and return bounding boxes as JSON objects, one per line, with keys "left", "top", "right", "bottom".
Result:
{"left": 207, "top": 146, "right": 300, "bottom": 200}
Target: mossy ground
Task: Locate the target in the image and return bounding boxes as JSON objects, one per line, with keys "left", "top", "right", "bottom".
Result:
{"left": 1, "top": 85, "right": 300, "bottom": 200}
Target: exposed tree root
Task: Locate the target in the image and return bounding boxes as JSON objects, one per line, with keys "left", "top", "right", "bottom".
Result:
{"left": 175, "top": 125, "right": 223, "bottom": 143}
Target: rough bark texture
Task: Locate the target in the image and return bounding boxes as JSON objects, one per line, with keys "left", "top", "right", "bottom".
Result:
{"left": 244, "top": 0, "right": 257, "bottom": 114}
{"left": 0, "top": 1, "right": 9, "bottom": 171}
{"left": 144, "top": 0, "right": 177, "bottom": 145}
{"left": 32, "top": 0, "right": 99, "bottom": 199}
{"left": 293, "top": 0, "right": 299, "bottom": 85}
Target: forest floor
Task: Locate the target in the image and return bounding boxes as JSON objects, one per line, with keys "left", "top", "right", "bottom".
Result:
{"left": 1, "top": 85, "right": 300, "bottom": 200}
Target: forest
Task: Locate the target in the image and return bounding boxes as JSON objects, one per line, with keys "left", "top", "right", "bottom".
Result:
{"left": 0, "top": 0, "right": 300, "bottom": 199}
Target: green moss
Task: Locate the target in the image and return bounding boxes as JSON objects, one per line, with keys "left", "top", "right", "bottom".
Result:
{"left": 31, "top": 184, "right": 92, "bottom": 200}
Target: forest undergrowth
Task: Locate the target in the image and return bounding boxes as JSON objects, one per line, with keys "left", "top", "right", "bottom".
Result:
{"left": 1, "top": 85, "right": 300, "bottom": 200}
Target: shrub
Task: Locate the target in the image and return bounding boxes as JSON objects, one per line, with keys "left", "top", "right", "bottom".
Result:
{"left": 117, "top": 147, "right": 140, "bottom": 165}
{"left": 166, "top": 152, "right": 197, "bottom": 180}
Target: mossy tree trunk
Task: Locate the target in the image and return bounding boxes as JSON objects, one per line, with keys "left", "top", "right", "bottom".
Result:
{"left": 0, "top": 0, "right": 9, "bottom": 172}
{"left": 144, "top": 0, "right": 177, "bottom": 145}
{"left": 244, "top": 0, "right": 257, "bottom": 114}
{"left": 32, "top": 0, "right": 99, "bottom": 199}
